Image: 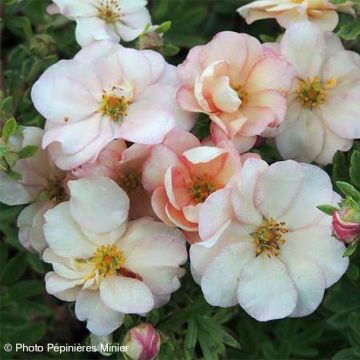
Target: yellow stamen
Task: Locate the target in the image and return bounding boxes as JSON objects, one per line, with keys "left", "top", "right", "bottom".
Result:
{"left": 99, "top": 93, "right": 129, "bottom": 121}
{"left": 97, "top": 0, "right": 121, "bottom": 24}
{"left": 90, "top": 244, "right": 125, "bottom": 278}
{"left": 233, "top": 85, "right": 248, "bottom": 105}
{"left": 188, "top": 174, "right": 221, "bottom": 204}
{"left": 118, "top": 172, "right": 141, "bottom": 195}
{"left": 252, "top": 217, "right": 288, "bottom": 258}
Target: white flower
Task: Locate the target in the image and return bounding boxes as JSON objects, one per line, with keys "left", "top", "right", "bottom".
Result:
{"left": 275, "top": 22, "right": 360, "bottom": 165}
{"left": 191, "top": 158, "right": 348, "bottom": 321}
{"left": 0, "top": 127, "right": 65, "bottom": 253}
{"left": 51, "top": 0, "right": 151, "bottom": 46}
{"left": 43, "top": 176, "right": 187, "bottom": 335}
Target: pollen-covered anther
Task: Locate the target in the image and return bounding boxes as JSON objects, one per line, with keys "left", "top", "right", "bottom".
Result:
{"left": 99, "top": 92, "right": 129, "bottom": 121}
{"left": 188, "top": 174, "right": 221, "bottom": 204}
{"left": 118, "top": 172, "right": 141, "bottom": 195}
{"left": 252, "top": 217, "right": 288, "bottom": 257}
{"left": 297, "top": 76, "right": 337, "bottom": 109}
{"left": 45, "top": 177, "right": 66, "bottom": 203}
{"left": 91, "top": 244, "right": 125, "bottom": 278}
{"left": 97, "top": 0, "right": 122, "bottom": 24}
{"left": 233, "top": 85, "right": 249, "bottom": 105}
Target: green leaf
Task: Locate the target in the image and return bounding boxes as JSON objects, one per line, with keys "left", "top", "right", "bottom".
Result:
{"left": 27, "top": 253, "right": 46, "bottom": 274}
{"left": 6, "top": 169, "right": 22, "bottom": 181}
{"left": 7, "top": 323, "right": 47, "bottom": 345}
{"left": 17, "top": 145, "right": 38, "bottom": 159}
{"left": 9, "top": 280, "right": 44, "bottom": 299}
{"left": 343, "top": 241, "right": 358, "bottom": 257}
{"left": 156, "top": 21, "right": 172, "bottom": 33}
{"left": 336, "top": 181, "right": 360, "bottom": 202}
{"left": 338, "top": 20, "right": 360, "bottom": 41}
{"left": 2, "top": 117, "right": 17, "bottom": 142}
{"left": 350, "top": 150, "right": 360, "bottom": 190}
{"left": 6, "top": 16, "right": 33, "bottom": 40}
{"left": 161, "top": 43, "right": 180, "bottom": 56}
{"left": 1, "top": 252, "right": 28, "bottom": 285}
{"left": 184, "top": 320, "right": 198, "bottom": 355}
{"left": 4, "top": 151, "right": 19, "bottom": 168}
{"left": 0, "top": 96, "right": 14, "bottom": 118}
{"left": 317, "top": 204, "right": 339, "bottom": 216}
{"left": 333, "top": 151, "right": 350, "bottom": 183}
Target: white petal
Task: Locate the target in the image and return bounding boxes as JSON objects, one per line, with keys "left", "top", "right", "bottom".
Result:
{"left": 68, "top": 176, "right": 129, "bottom": 233}
{"left": 75, "top": 290, "right": 124, "bottom": 336}
{"left": 100, "top": 276, "right": 154, "bottom": 314}
{"left": 237, "top": 255, "right": 297, "bottom": 321}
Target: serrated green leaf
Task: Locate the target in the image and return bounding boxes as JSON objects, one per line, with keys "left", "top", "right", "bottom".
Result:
{"left": 336, "top": 181, "right": 360, "bottom": 202}
{"left": 317, "top": 204, "right": 339, "bottom": 215}
{"left": 350, "top": 150, "right": 360, "bottom": 190}
{"left": 338, "top": 20, "right": 360, "bottom": 41}
{"left": 2, "top": 117, "right": 17, "bottom": 142}
{"left": 17, "top": 144, "right": 38, "bottom": 159}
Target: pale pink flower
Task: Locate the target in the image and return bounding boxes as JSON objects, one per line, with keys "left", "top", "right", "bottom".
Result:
{"left": 332, "top": 209, "right": 360, "bottom": 244}
{"left": 191, "top": 158, "right": 348, "bottom": 321}
{"left": 145, "top": 141, "right": 251, "bottom": 236}
{"left": 123, "top": 323, "right": 161, "bottom": 360}
{"left": 176, "top": 31, "right": 294, "bottom": 145}
{"left": 51, "top": 0, "right": 151, "bottom": 46}
{"left": 0, "top": 127, "right": 66, "bottom": 253}
{"left": 43, "top": 176, "right": 187, "bottom": 336}
{"left": 31, "top": 41, "right": 195, "bottom": 170}
{"left": 274, "top": 22, "right": 360, "bottom": 165}
{"left": 238, "top": 0, "right": 354, "bottom": 31}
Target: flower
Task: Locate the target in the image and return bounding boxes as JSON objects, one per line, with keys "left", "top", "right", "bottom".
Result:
{"left": 237, "top": 0, "right": 354, "bottom": 31}
{"left": 0, "top": 127, "right": 66, "bottom": 253}
{"left": 332, "top": 207, "right": 360, "bottom": 244}
{"left": 31, "top": 40, "right": 195, "bottom": 170}
{"left": 176, "top": 31, "right": 294, "bottom": 147}
{"left": 123, "top": 323, "right": 161, "bottom": 360}
{"left": 274, "top": 22, "right": 360, "bottom": 165}
{"left": 51, "top": 0, "right": 151, "bottom": 46}
{"left": 43, "top": 176, "right": 187, "bottom": 335}
{"left": 191, "top": 158, "right": 348, "bottom": 321}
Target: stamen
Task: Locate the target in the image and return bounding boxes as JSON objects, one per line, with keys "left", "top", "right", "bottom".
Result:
{"left": 118, "top": 172, "right": 141, "bottom": 195}
{"left": 97, "top": 0, "right": 121, "bottom": 24}
{"left": 45, "top": 177, "right": 66, "bottom": 203}
{"left": 99, "top": 92, "right": 129, "bottom": 121}
{"left": 188, "top": 174, "right": 221, "bottom": 204}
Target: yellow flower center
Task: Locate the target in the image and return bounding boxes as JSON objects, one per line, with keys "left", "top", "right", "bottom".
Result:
{"left": 91, "top": 244, "right": 125, "bottom": 278}
{"left": 252, "top": 217, "right": 288, "bottom": 257}
{"left": 297, "top": 76, "right": 337, "bottom": 109}
{"left": 97, "top": 0, "right": 121, "bottom": 24}
{"left": 118, "top": 172, "right": 141, "bottom": 195}
{"left": 45, "top": 177, "right": 66, "bottom": 203}
{"left": 233, "top": 85, "right": 248, "bottom": 105}
{"left": 188, "top": 174, "right": 221, "bottom": 204}
{"left": 290, "top": 0, "right": 304, "bottom": 4}
{"left": 99, "top": 93, "right": 129, "bottom": 121}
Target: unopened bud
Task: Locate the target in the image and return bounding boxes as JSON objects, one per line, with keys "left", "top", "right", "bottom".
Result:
{"left": 30, "top": 34, "right": 57, "bottom": 58}
{"left": 332, "top": 209, "right": 360, "bottom": 244}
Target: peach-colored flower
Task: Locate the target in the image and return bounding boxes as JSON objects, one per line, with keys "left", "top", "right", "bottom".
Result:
{"left": 145, "top": 141, "right": 255, "bottom": 237}
{"left": 238, "top": 0, "right": 354, "bottom": 31}
{"left": 176, "top": 31, "right": 294, "bottom": 145}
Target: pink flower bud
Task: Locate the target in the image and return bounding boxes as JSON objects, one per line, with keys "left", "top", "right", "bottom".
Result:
{"left": 332, "top": 210, "right": 360, "bottom": 244}
{"left": 123, "top": 323, "right": 161, "bottom": 360}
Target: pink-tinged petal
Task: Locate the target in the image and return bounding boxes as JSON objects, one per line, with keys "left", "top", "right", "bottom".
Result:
{"left": 141, "top": 50, "right": 166, "bottom": 84}
{"left": 163, "top": 130, "right": 201, "bottom": 155}
{"left": 75, "top": 17, "right": 118, "bottom": 47}
{"left": 201, "top": 242, "right": 255, "bottom": 307}
{"left": 100, "top": 276, "right": 154, "bottom": 314}
{"left": 199, "top": 188, "right": 233, "bottom": 240}
{"left": 43, "top": 113, "right": 101, "bottom": 154}
{"left": 308, "top": 10, "right": 339, "bottom": 32}
{"left": 279, "top": 163, "right": 334, "bottom": 230}
{"left": 245, "top": 56, "right": 295, "bottom": 94}
{"left": 176, "top": 85, "right": 202, "bottom": 112}
{"left": 164, "top": 166, "right": 185, "bottom": 210}
{"left": 177, "top": 45, "right": 204, "bottom": 84}
{"left": 254, "top": 160, "right": 305, "bottom": 220}
{"left": 282, "top": 226, "right": 348, "bottom": 287}
{"left": 320, "top": 87, "right": 360, "bottom": 139}
{"left": 237, "top": 255, "right": 297, "bottom": 321}
{"left": 166, "top": 203, "right": 198, "bottom": 231}
{"left": 276, "top": 103, "right": 325, "bottom": 163}
{"left": 74, "top": 40, "right": 120, "bottom": 64}
{"left": 184, "top": 231, "right": 201, "bottom": 245}
{"left": 45, "top": 272, "right": 81, "bottom": 295}
{"left": 211, "top": 76, "right": 241, "bottom": 113}
{"left": 52, "top": 0, "right": 97, "bottom": 16}
{"left": 119, "top": 108, "right": 174, "bottom": 145}
{"left": 119, "top": 217, "right": 187, "bottom": 267}
{"left": 183, "top": 146, "right": 227, "bottom": 164}
{"left": 115, "top": 8, "right": 151, "bottom": 42}
{"left": 142, "top": 145, "right": 182, "bottom": 192}
{"left": 280, "top": 22, "right": 324, "bottom": 78}
{"left": 240, "top": 106, "right": 275, "bottom": 136}
{"left": 31, "top": 60, "right": 100, "bottom": 123}
{"left": 182, "top": 204, "right": 202, "bottom": 224}
{"left": 247, "top": 90, "right": 287, "bottom": 123}
{"left": 151, "top": 187, "right": 175, "bottom": 227}
{"left": 231, "top": 158, "right": 268, "bottom": 226}
{"left": 44, "top": 203, "right": 96, "bottom": 258}
{"left": 68, "top": 176, "right": 129, "bottom": 234}
{"left": 75, "top": 290, "right": 124, "bottom": 336}
{"left": 280, "top": 254, "right": 326, "bottom": 317}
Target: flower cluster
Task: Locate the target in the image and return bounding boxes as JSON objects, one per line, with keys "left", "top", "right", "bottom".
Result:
{"left": 1, "top": 0, "right": 359, "bottom": 352}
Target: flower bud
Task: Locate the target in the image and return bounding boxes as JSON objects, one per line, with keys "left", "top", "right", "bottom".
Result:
{"left": 332, "top": 209, "right": 360, "bottom": 244}
{"left": 123, "top": 323, "right": 160, "bottom": 360}
{"left": 30, "top": 34, "right": 57, "bottom": 58}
